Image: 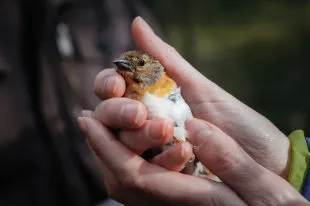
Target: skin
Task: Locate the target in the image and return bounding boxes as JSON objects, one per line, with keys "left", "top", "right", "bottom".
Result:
{"left": 78, "top": 17, "right": 309, "bottom": 205}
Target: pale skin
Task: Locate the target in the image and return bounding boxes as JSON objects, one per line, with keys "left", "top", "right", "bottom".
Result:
{"left": 78, "top": 17, "right": 309, "bottom": 205}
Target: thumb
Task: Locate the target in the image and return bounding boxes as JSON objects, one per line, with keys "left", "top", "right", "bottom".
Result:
{"left": 186, "top": 118, "right": 306, "bottom": 205}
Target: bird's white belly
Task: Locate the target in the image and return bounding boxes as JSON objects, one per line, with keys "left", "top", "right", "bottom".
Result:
{"left": 141, "top": 91, "right": 219, "bottom": 181}
{"left": 141, "top": 90, "right": 193, "bottom": 141}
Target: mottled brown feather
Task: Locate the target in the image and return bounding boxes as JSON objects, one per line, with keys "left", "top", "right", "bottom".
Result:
{"left": 115, "top": 51, "right": 176, "bottom": 100}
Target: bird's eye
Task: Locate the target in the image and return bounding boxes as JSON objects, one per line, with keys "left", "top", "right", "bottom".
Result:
{"left": 138, "top": 60, "right": 145, "bottom": 66}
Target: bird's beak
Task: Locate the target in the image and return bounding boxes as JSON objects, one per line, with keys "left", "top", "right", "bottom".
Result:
{"left": 112, "top": 56, "right": 132, "bottom": 72}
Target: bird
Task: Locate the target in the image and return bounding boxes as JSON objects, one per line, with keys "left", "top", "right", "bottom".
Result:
{"left": 113, "top": 50, "right": 219, "bottom": 181}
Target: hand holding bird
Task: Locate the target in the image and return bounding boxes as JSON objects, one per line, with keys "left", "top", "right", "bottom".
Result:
{"left": 78, "top": 17, "right": 307, "bottom": 206}
{"left": 112, "top": 50, "right": 218, "bottom": 180}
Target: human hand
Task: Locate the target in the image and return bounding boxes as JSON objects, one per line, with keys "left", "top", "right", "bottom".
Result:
{"left": 94, "top": 17, "right": 290, "bottom": 177}
{"left": 77, "top": 114, "right": 308, "bottom": 205}
{"left": 83, "top": 17, "right": 308, "bottom": 205}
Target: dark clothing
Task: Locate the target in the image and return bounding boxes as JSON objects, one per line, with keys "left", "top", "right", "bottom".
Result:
{"left": 0, "top": 0, "right": 156, "bottom": 205}
{"left": 0, "top": 1, "right": 106, "bottom": 205}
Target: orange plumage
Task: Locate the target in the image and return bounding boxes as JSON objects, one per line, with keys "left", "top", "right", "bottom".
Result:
{"left": 124, "top": 74, "right": 176, "bottom": 100}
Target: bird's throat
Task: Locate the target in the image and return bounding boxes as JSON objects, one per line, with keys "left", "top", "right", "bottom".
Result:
{"left": 123, "top": 74, "right": 177, "bottom": 100}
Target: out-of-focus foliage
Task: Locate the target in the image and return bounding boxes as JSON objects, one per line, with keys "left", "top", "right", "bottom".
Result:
{"left": 142, "top": 0, "right": 310, "bottom": 134}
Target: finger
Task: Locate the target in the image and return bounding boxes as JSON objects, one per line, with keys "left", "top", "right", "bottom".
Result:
{"left": 131, "top": 17, "right": 292, "bottom": 178}
{"left": 81, "top": 110, "right": 95, "bottom": 118}
{"left": 94, "top": 98, "right": 147, "bottom": 129}
{"left": 78, "top": 117, "right": 145, "bottom": 175}
{"left": 94, "top": 68, "right": 126, "bottom": 100}
{"left": 152, "top": 142, "right": 193, "bottom": 172}
{"left": 77, "top": 116, "right": 120, "bottom": 186}
{"left": 186, "top": 118, "right": 304, "bottom": 205}
{"left": 139, "top": 169, "right": 246, "bottom": 206}
{"left": 119, "top": 119, "right": 173, "bottom": 155}
{"left": 131, "top": 17, "right": 224, "bottom": 105}
{"left": 78, "top": 117, "right": 246, "bottom": 206}
{"left": 132, "top": 17, "right": 205, "bottom": 87}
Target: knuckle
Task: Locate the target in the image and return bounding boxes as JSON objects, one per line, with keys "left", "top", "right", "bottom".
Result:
{"left": 118, "top": 171, "right": 143, "bottom": 191}
{"left": 197, "top": 133, "right": 244, "bottom": 174}
{"left": 215, "top": 148, "right": 241, "bottom": 172}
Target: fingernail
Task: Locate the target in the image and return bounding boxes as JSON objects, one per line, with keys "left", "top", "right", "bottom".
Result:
{"left": 81, "top": 110, "right": 94, "bottom": 118}
{"left": 192, "top": 120, "right": 213, "bottom": 146}
{"left": 103, "top": 75, "right": 117, "bottom": 95}
{"left": 148, "top": 120, "right": 168, "bottom": 140}
{"left": 120, "top": 104, "right": 144, "bottom": 126}
{"left": 77, "top": 117, "right": 87, "bottom": 133}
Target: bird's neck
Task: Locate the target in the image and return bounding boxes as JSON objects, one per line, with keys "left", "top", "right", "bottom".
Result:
{"left": 124, "top": 74, "right": 177, "bottom": 100}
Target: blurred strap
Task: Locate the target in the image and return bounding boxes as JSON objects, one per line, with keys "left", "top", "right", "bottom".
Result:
{"left": 288, "top": 130, "right": 310, "bottom": 194}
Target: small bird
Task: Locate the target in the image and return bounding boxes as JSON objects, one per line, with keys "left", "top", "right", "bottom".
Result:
{"left": 113, "top": 50, "right": 219, "bottom": 181}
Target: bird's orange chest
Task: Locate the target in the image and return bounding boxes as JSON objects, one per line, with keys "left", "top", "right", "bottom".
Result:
{"left": 124, "top": 74, "right": 177, "bottom": 100}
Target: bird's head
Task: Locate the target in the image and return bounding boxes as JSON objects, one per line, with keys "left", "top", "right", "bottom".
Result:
{"left": 113, "top": 51, "right": 164, "bottom": 86}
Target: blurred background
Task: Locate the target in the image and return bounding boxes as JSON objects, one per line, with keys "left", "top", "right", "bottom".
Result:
{"left": 0, "top": 0, "right": 309, "bottom": 205}
{"left": 52, "top": 0, "right": 310, "bottom": 135}
{"left": 143, "top": 0, "right": 310, "bottom": 134}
